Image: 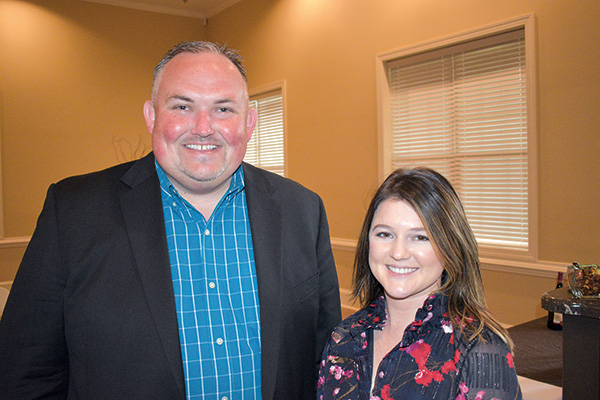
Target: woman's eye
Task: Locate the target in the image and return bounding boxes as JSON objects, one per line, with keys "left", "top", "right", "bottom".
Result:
{"left": 415, "top": 234, "right": 429, "bottom": 241}
{"left": 375, "top": 231, "right": 393, "bottom": 239}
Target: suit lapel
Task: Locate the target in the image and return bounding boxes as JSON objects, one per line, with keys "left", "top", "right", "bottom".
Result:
{"left": 118, "top": 154, "right": 185, "bottom": 399}
{"left": 243, "top": 163, "right": 283, "bottom": 400}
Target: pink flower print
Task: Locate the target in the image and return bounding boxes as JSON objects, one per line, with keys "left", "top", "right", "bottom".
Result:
{"left": 332, "top": 331, "right": 343, "bottom": 344}
{"left": 423, "top": 312, "right": 434, "bottom": 323}
{"left": 333, "top": 387, "right": 340, "bottom": 395}
{"left": 474, "top": 391, "right": 485, "bottom": 400}
{"left": 455, "top": 382, "right": 469, "bottom": 400}
{"left": 361, "top": 332, "right": 368, "bottom": 349}
{"left": 441, "top": 319, "right": 453, "bottom": 334}
{"left": 330, "top": 365, "right": 344, "bottom": 380}
{"left": 370, "top": 396, "right": 382, "bottom": 400}
{"left": 379, "top": 371, "right": 385, "bottom": 379}
{"left": 318, "top": 375, "right": 325, "bottom": 387}
{"left": 506, "top": 352, "right": 515, "bottom": 368}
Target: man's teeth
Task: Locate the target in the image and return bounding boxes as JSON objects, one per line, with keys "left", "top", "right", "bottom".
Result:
{"left": 185, "top": 144, "right": 217, "bottom": 150}
{"left": 387, "top": 266, "right": 416, "bottom": 274}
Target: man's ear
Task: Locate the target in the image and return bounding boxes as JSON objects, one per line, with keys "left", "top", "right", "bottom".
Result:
{"left": 246, "top": 107, "right": 258, "bottom": 142}
{"left": 143, "top": 100, "right": 156, "bottom": 134}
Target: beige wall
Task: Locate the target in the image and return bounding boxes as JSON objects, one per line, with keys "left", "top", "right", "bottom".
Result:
{"left": 1, "top": 0, "right": 599, "bottom": 325}
{"left": 206, "top": 0, "right": 600, "bottom": 325}
{"left": 0, "top": 0, "right": 205, "bottom": 278}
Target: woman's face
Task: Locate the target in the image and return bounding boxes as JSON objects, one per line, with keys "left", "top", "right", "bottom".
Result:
{"left": 369, "top": 198, "right": 444, "bottom": 306}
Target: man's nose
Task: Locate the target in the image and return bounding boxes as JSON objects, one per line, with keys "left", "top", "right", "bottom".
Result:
{"left": 193, "top": 111, "right": 213, "bottom": 135}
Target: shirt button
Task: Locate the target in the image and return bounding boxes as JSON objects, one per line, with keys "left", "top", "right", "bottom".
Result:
{"left": 172, "top": 202, "right": 177, "bottom": 207}
{"left": 209, "top": 282, "right": 216, "bottom": 289}
{"left": 216, "top": 338, "right": 224, "bottom": 345}
{"left": 221, "top": 397, "right": 228, "bottom": 400}
{"left": 204, "top": 229, "right": 210, "bottom": 235}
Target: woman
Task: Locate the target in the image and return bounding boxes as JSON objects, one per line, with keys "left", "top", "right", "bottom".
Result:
{"left": 318, "top": 168, "right": 521, "bottom": 400}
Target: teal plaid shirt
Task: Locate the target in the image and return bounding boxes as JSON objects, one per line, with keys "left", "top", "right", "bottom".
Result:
{"left": 157, "top": 162, "right": 262, "bottom": 400}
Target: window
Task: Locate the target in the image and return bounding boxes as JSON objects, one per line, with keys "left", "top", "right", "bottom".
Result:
{"left": 246, "top": 84, "right": 285, "bottom": 176}
{"left": 377, "top": 16, "right": 537, "bottom": 259}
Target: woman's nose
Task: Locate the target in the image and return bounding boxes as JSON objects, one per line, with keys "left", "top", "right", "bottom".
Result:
{"left": 390, "top": 240, "right": 410, "bottom": 260}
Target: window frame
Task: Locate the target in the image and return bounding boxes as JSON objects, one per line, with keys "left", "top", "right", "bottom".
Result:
{"left": 247, "top": 81, "right": 287, "bottom": 177}
{"left": 376, "top": 14, "right": 538, "bottom": 263}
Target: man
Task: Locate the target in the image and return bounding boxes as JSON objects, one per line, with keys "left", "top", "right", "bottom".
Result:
{"left": 0, "top": 41, "right": 341, "bottom": 399}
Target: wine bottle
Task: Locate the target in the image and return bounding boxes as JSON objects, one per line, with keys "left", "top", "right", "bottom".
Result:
{"left": 547, "top": 271, "right": 564, "bottom": 330}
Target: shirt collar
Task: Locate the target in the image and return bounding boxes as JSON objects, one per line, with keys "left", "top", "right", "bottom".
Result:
{"left": 155, "top": 161, "right": 246, "bottom": 212}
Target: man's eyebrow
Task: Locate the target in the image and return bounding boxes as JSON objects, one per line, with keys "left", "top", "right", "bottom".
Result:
{"left": 215, "top": 97, "right": 236, "bottom": 104}
{"left": 166, "top": 94, "right": 193, "bottom": 102}
{"left": 165, "top": 95, "right": 237, "bottom": 105}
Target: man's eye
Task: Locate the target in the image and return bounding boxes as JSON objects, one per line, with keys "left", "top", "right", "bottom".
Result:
{"left": 174, "top": 105, "right": 189, "bottom": 111}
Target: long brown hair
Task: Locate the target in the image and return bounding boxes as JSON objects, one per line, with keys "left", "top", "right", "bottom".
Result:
{"left": 352, "top": 167, "right": 511, "bottom": 347}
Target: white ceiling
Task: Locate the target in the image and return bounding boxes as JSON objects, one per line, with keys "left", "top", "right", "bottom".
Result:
{"left": 82, "top": 0, "right": 242, "bottom": 19}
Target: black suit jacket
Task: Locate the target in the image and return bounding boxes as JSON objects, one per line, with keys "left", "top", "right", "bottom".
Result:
{"left": 0, "top": 153, "right": 341, "bottom": 399}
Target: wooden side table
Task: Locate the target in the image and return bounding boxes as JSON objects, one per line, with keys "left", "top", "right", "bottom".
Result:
{"left": 542, "top": 286, "right": 600, "bottom": 400}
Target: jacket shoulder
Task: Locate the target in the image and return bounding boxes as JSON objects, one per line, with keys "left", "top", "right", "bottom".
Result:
{"left": 52, "top": 153, "right": 155, "bottom": 195}
{"left": 242, "top": 162, "right": 320, "bottom": 200}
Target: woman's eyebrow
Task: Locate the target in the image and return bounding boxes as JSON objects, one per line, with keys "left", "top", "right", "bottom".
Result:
{"left": 371, "top": 223, "right": 393, "bottom": 230}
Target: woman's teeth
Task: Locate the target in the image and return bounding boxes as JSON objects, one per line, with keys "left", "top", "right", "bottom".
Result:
{"left": 387, "top": 266, "right": 416, "bottom": 274}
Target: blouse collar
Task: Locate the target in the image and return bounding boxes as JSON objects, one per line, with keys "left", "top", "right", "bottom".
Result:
{"left": 347, "top": 293, "right": 450, "bottom": 344}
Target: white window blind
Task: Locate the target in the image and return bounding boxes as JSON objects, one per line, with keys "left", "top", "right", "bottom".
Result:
{"left": 386, "top": 29, "right": 528, "bottom": 249}
{"left": 246, "top": 90, "right": 285, "bottom": 176}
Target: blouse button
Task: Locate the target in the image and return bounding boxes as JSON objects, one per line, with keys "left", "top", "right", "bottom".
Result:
{"left": 209, "top": 282, "right": 216, "bottom": 289}
{"left": 216, "top": 338, "right": 224, "bottom": 345}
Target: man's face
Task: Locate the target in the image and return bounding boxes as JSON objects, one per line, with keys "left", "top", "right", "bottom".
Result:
{"left": 143, "top": 52, "right": 256, "bottom": 196}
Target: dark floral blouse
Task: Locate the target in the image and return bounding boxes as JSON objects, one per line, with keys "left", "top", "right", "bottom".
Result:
{"left": 317, "top": 294, "right": 522, "bottom": 400}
